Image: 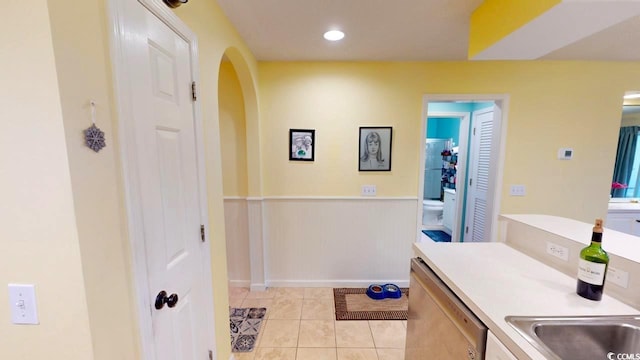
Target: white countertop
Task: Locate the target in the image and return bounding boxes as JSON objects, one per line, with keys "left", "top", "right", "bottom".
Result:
{"left": 608, "top": 201, "right": 640, "bottom": 212}
{"left": 414, "top": 236, "right": 640, "bottom": 360}
{"left": 501, "top": 214, "right": 640, "bottom": 264}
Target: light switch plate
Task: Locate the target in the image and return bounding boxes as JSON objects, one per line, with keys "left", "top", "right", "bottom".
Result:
{"left": 8, "top": 284, "right": 39, "bottom": 325}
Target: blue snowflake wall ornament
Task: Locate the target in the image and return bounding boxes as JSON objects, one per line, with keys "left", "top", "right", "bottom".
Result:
{"left": 84, "top": 100, "right": 106, "bottom": 152}
{"left": 85, "top": 124, "right": 106, "bottom": 152}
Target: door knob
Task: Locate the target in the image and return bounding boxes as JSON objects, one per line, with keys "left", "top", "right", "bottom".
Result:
{"left": 155, "top": 290, "right": 179, "bottom": 310}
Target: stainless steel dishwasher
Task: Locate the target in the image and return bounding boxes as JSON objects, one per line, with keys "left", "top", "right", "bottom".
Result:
{"left": 405, "top": 257, "right": 487, "bottom": 359}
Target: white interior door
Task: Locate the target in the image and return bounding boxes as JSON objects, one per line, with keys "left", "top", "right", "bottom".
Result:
{"left": 122, "top": 2, "right": 211, "bottom": 359}
{"left": 464, "top": 106, "right": 500, "bottom": 242}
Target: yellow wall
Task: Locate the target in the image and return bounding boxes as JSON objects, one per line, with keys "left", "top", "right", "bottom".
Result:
{"left": 7, "top": 1, "right": 637, "bottom": 358}
{"left": 219, "top": 62, "right": 249, "bottom": 197}
{"left": 258, "top": 61, "right": 640, "bottom": 223}
{"left": 175, "top": 2, "right": 259, "bottom": 358}
{"left": 469, "top": 0, "right": 561, "bottom": 58}
{"left": 0, "top": 1, "right": 94, "bottom": 359}
{"left": 47, "top": 0, "right": 140, "bottom": 359}
{"left": 2, "top": 0, "right": 258, "bottom": 359}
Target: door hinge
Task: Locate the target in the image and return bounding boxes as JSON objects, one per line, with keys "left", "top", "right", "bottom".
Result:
{"left": 208, "top": 350, "right": 213, "bottom": 360}
{"left": 200, "top": 225, "right": 205, "bottom": 242}
{"left": 465, "top": 226, "right": 469, "bottom": 234}
{"left": 469, "top": 178, "right": 473, "bottom": 186}
{"left": 191, "top": 81, "right": 197, "bottom": 101}
{"left": 473, "top": 127, "right": 476, "bottom": 135}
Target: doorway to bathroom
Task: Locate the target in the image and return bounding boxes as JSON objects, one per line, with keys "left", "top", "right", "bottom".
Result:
{"left": 421, "top": 112, "right": 468, "bottom": 236}
{"left": 417, "top": 95, "right": 508, "bottom": 243}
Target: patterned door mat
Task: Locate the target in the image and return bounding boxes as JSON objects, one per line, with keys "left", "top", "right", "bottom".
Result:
{"left": 334, "top": 288, "right": 409, "bottom": 320}
{"left": 229, "top": 307, "right": 266, "bottom": 352}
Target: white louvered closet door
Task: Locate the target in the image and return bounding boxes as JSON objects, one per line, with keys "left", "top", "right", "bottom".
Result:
{"left": 465, "top": 107, "right": 498, "bottom": 242}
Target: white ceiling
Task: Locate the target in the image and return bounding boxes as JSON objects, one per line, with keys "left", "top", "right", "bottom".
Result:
{"left": 541, "top": 14, "right": 640, "bottom": 61}
{"left": 216, "top": 0, "right": 640, "bottom": 61}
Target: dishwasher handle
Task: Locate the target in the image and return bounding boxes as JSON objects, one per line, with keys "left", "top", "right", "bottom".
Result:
{"left": 410, "top": 258, "right": 487, "bottom": 350}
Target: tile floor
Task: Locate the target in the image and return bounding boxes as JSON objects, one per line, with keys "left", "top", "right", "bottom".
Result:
{"left": 228, "top": 287, "right": 407, "bottom": 360}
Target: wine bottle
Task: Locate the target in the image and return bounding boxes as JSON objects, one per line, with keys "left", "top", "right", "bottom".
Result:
{"left": 576, "top": 219, "right": 609, "bottom": 301}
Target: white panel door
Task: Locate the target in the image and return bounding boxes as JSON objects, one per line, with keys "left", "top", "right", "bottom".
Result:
{"left": 464, "top": 107, "right": 500, "bottom": 242}
{"left": 125, "top": 2, "right": 209, "bottom": 359}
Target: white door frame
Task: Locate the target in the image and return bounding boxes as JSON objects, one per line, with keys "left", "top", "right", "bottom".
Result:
{"left": 418, "top": 94, "right": 509, "bottom": 243}
{"left": 417, "top": 111, "right": 470, "bottom": 243}
{"left": 107, "top": 1, "right": 217, "bottom": 358}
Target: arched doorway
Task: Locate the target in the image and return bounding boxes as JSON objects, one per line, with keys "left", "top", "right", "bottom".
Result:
{"left": 217, "top": 48, "right": 265, "bottom": 298}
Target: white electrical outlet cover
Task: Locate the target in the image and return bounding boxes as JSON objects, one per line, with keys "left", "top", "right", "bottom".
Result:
{"left": 546, "top": 242, "right": 569, "bottom": 261}
{"left": 607, "top": 267, "right": 629, "bottom": 288}
{"left": 509, "top": 185, "right": 526, "bottom": 196}
{"left": 361, "top": 185, "right": 376, "bottom": 196}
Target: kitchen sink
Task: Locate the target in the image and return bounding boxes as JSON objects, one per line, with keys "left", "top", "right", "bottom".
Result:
{"left": 505, "top": 315, "right": 640, "bottom": 360}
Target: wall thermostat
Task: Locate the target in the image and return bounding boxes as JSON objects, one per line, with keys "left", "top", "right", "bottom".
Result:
{"left": 558, "top": 148, "right": 573, "bottom": 160}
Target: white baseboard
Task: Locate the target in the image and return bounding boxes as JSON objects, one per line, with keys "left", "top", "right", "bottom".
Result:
{"left": 228, "top": 280, "right": 250, "bottom": 288}
{"left": 266, "top": 279, "right": 410, "bottom": 288}
{"left": 250, "top": 283, "right": 267, "bottom": 291}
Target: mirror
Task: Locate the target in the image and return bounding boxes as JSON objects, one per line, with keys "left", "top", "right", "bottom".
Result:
{"left": 611, "top": 92, "right": 640, "bottom": 199}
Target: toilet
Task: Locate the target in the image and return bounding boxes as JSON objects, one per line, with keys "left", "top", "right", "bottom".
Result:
{"left": 422, "top": 199, "right": 444, "bottom": 225}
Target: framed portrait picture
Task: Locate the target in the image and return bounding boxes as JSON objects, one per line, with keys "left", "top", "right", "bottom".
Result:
{"left": 289, "top": 129, "right": 315, "bottom": 161}
{"left": 359, "top": 126, "right": 392, "bottom": 171}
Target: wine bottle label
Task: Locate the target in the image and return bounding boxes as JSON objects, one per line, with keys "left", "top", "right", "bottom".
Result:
{"left": 577, "top": 259, "right": 606, "bottom": 285}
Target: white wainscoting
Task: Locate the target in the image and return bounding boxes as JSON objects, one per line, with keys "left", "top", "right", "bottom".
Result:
{"left": 223, "top": 198, "right": 250, "bottom": 287}
{"left": 247, "top": 198, "right": 266, "bottom": 291}
{"left": 263, "top": 197, "right": 418, "bottom": 288}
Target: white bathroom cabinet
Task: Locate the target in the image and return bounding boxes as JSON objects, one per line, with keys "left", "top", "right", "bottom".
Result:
{"left": 443, "top": 189, "right": 456, "bottom": 234}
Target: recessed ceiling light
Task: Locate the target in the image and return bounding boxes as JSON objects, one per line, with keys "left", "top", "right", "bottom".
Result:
{"left": 323, "top": 30, "right": 345, "bottom": 41}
